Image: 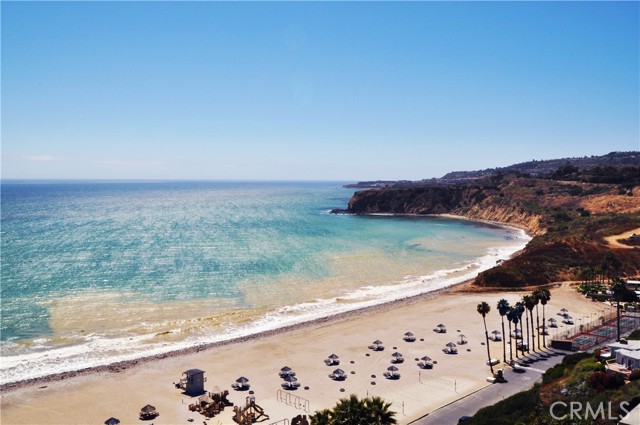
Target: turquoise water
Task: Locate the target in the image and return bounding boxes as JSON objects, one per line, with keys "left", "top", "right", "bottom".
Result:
{"left": 0, "top": 181, "right": 528, "bottom": 383}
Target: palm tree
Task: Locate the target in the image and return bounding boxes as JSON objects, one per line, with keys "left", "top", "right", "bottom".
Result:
{"left": 523, "top": 295, "right": 536, "bottom": 353}
{"left": 536, "top": 288, "right": 551, "bottom": 348}
{"left": 521, "top": 296, "right": 532, "bottom": 353}
{"left": 310, "top": 409, "right": 333, "bottom": 425}
{"left": 532, "top": 290, "right": 542, "bottom": 350}
{"left": 332, "top": 394, "right": 369, "bottom": 425}
{"left": 497, "top": 299, "right": 511, "bottom": 363}
{"left": 477, "top": 301, "right": 494, "bottom": 375}
{"left": 506, "top": 307, "right": 516, "bottom": 361}
{"left": 365, "top": 396, "right": 397, "bottom": 425}
{"left": 311, "top": 395, "right": 397, "bottom": 425}
{"left": 514, "top": 302, "right": 525, "bottom": 357}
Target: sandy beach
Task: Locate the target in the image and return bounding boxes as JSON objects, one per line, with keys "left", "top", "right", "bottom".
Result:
{"left": 0, "top": 282, "right": 608, "bottom": 425}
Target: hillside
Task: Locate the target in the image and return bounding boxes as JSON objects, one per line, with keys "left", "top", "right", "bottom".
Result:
{"left": 335, "top": 153, "right": 640, "bottom": 287}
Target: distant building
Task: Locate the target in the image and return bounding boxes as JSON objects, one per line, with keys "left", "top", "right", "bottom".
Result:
{"left": 616, "top": 349, "right": 640, "bottom": 370}
{"left": 626, "top": 280, "right": 640, "bottom": 298}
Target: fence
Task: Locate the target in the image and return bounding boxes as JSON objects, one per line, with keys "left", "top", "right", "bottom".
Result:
{"left": 276, "top": 390, "right": 311, "bottom": 413}
{"left": 551, "top": 312, "right": 640, "bottom": 351}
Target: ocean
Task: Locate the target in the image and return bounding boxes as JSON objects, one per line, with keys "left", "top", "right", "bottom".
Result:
{"left": 0, "top": 181, "right": 529, "bottom": 384}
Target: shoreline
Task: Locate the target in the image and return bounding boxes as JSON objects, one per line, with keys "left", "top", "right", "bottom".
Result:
{"left": 0, "top": 278, "right": 470, "bottom": 393}
{"left": 0, "top": 214, "right": 531, "bottom": 392}
{"left": 1, "top": 281, "right": 605, "bottom": 425}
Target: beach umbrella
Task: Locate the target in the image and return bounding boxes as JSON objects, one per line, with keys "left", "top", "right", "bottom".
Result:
{"left": 328, "top": 354, "right": 339, "bottom": 359}
{"left": 236, "top": 376, "right": 250, "bottom": 384}
{"left": 420, "top": 356, "right": 432, "bottom": 362}
{"left": 283, "top": 374, "right": 298, "bottom": 388}
{"left": 548, "top": 318, "right": 557, "bottom": 323}
{"left": 373, "top": 339, "right": 383, "bottom": 345}
{"left": 404, "top": 332, "right": 414, "bottom": 337}
{"left": 280, "top": 366, "right": 292, "bottom": 372}
{"left": 104, "top": 418, "right": 120, "bottom": 425}
{"left": 141, "top": 405, "right": 156, "bottom": 413}
{"left": 437, "top": 324, "right": 445, "bottom": 328}
{"left": 446, "top": 342, "right": 457, "bottom": 348}
{"left": 283, "top": 374, "right": 298, "bottom": 383}
{"left": 559, "top": 308, "right": 568, "bottom": 314}
{"left": 391, "top": 352, "right": 403, "bottom": 358}
{"left": 387, "top": 365, "right": 399, "bottom": 372}
{"left": 333, "top": 368, "right": 345, "bottom": 375}
{"left": 491, "top": 330, "right": 501, "bottom": 336}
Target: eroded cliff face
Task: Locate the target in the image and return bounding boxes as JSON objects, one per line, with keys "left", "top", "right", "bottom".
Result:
{"left": 454, "top": 204, "right": 545, "bottom": 236}
{"left": 346, "top": 184, "right": 545, "bottom": 236}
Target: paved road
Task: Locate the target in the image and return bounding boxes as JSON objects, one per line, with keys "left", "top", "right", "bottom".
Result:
{"left": 409, "top": 349, "right": 567, "bottom": 425}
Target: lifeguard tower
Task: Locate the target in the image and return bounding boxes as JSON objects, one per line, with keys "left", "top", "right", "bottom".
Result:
{"left": 179, "top": 369, "right": 207, "bottom": 396}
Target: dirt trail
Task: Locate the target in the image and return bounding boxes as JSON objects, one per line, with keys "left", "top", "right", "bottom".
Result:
{"left": 604, "top": 227, "right": 640, "bottom": 249}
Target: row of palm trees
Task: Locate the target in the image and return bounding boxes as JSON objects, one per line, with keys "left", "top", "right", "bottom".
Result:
{"left": 478, "top": 288, "right": 552, "bottom": 370}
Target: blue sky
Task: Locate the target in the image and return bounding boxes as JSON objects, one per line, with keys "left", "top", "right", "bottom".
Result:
{"left": 2, "top": 1, "right": 639, "bottom": 181}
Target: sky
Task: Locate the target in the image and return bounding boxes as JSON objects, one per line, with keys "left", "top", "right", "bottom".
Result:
{"left": 2, "top": 1, "right": 639, "bottom": 181}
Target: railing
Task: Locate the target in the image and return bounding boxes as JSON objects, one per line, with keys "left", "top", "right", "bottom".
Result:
{"left": 276, "top": 389, "right": 311, "bottom": 413}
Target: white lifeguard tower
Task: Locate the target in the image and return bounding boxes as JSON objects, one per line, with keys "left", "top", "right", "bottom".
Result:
{"left": 180, "top": 369, "right": 207, "bottom": 396}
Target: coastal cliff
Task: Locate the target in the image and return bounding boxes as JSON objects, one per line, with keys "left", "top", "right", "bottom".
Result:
{"left": 338, "top": 159, "right": 640, "bottom": 287}
{"left": 346, "top": 184, "right": 545, "bottom": 236}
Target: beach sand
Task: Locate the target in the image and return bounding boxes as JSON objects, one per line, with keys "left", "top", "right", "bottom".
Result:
{"left": 0, "top": 282, "right": 608, "bottom": 425}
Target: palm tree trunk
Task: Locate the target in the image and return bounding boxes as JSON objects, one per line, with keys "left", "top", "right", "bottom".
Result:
{"left": 525, "top": 314, "right": 530, "bottom": 355}
{"left": 542, "top": 304, "right": 547, "bottom": 348}
{"left": 507, "top": 320, "right": 513, "bottom": 362}
{"left": 482, "top": 316, "right": 494, "bottom": 375}
{"left": 530, "top": 310, "right": 536, "bottom": 352}
{"left": 501, "top": 317, "right": 506, "bottom": 363}
{"left": 535, "top": 305, "right": 541, "bottom": 350}
{"left": 617, "top": 301, "right": 621, "bottom": 341}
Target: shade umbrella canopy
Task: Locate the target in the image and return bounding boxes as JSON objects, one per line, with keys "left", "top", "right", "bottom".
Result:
{"left": 446, "top": 342, "right": 457, "bottom": 348}
{"left": 437, "top": 324, "right": 446, "bottom": 328}
{"left": 328, "top": 354, "right": 339, "bottom": 359}
{"left": 141, "top": 405, "right": 157, "bottom": 413}
{"left": 548, "top": 318, "right": 557, "bottom": 323}
{"left": 333, "top": 368, "right": 345, "bottom": 375}
{"left": 420, "top": 356, "right": 432, "bottom": 362}
{"left": 491, "top": 330, "right": 501, "bottom": 335}
{"left": 391, "top": 352, "right": 403, "bottom": 358}
{"left": 283, "top": 375, "right": 298, "bottom": 383}
{"left": 404, "top": 332, "right": 414, "bottom": 336}
{"left": 236, "top": 377, "right": 250, "bottom": 384}
{"left": 280, "top": 366, "right": 292, "bottom": 372}
{"left": 104, "top": 418, "right": 120, "bottom": 425}
{"left": 373, "top": 339, "right": 383, "bottom": 345}
{"left": 387, "top": 365, "right": 399, "bottom": 372}
{"left": 560, "top": 308, "right": 568, "bottom": 313}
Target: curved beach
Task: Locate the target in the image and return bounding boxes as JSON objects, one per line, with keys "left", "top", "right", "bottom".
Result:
{"left": 0, "top": 281, "right": 608, "bottom": 424}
